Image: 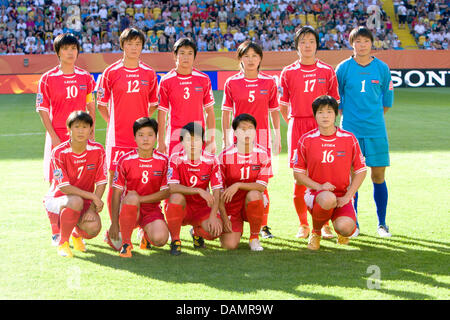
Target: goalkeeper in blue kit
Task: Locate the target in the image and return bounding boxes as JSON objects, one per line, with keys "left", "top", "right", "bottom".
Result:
{"left": 336, "top": 26, "right": 394, "bottom": 238}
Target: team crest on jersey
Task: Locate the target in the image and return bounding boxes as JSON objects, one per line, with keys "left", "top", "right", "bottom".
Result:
{"left": 53, "top": 168, "right": 63, "bottom": 180}
{"left": 36, "top": 93, "right": 43, "bottom": 104}
{"left": 98, "top": 87, "right": 105, "bottom": 99}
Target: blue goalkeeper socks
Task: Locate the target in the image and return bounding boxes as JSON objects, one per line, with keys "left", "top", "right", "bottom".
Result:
{"left": 373, "top": 181, "right": 388, "bottom": 227}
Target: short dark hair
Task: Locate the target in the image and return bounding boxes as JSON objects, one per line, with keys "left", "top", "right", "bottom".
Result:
{"left": 232, "top": 113, "right": 257, "bottom": 131}
{"left": 66, "top": 111, "right": 93, "bottom": 128}
{"left": 180, "top": 122, "right": 205, "bottom": 142}
{"left": 173, "top": 37, "right": 197, "bottom": 57}
{"left": 349, "top": 26, "right": 374, "bottom": 45}
{"left": 294, "top": 26, "right": 319, "bottom": 51}
{"left": 237, "top": 40, "right": 263, "bottom": 70}
{"left": 53, "top": 33, "right": 80, "bottom": 57}
{"left": 133, "top": 117, "right": 158, "bottom": 136}
{"left": 312, "top": 95, "right": 339, "bottom": 117}
{"left": 119, "top": 27, "right": 146, "bottom": 49}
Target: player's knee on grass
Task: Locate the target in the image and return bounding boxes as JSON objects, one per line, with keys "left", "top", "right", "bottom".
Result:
{"left": 169, "top": 193, "right": 186, "bottom": 207}
{"left": 79, "top": 217, "right": 102, "bottom": 238}
{"left": 220, "top": 233, "right": 240, "bottom": 250}
{"left": 144, "top": 221, "right": 169, "bottom": 247}
{"left": 66, "top": 195, "right": 84, "bottom": 212}
{"left": 245, "top": 190, "right": 263, "bottom": 203}
{"left": 123, "top": 190, "right": 140, "bottom": 206}
{"left": 316, "top": 191, "right": 337, "bottom": 210}
{"left": 333, "top": 217, "right": 355, "bottom": 237}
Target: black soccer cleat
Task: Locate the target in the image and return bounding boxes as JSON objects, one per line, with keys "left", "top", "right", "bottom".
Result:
{"left": 190, "top": 228, "right": 206, "bottom": 249}
{"left": 170, "top": 240, "right": 182, "bottom": 256}
{"left": 260, "top": 225, "right": 274, "bottom": 239}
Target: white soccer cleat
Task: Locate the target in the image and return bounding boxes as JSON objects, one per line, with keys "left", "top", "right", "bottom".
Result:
{"left": 350, "top": 228, "right": 360, "bottom": 238}
{"left": 104, "top": 230, "right": 122, "bottom": 251}
{"left": 377, "top": 225, "right": 392, "bottom": 237}
{"left": 51, "top": 233, "right": 61, "bottom": 247}
{"left": 249, "top": 238, "right": 264, "bottom": 251}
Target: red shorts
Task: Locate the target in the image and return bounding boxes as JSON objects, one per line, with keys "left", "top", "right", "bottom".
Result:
{"left": 182, "top": 204, "right": 216, "bottom": 227}
{"left": 287, "top": 117, "right": 317, "bottom": 168}
{"left": 137, "top": 204, "right": 165, "bottom": 229}
{"left": 44, "top": 196, "right": 92, "bottom": 216}
{"left": 106, "top": 146, "right": 136, "bottom": 171}
{"left": 224, "top": 197, "right": 250, "bottom": 234}
{"left": 304, "top": 189, "right": 357, "bottom": 222}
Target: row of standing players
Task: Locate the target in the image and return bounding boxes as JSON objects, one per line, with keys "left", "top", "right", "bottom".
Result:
{"left": 36, "top": 25, "right": 394, "bottom": 258}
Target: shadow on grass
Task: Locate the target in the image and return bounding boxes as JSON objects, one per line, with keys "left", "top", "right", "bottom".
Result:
{"left": 75, "top": 232, "right": 449, "bottom": 300}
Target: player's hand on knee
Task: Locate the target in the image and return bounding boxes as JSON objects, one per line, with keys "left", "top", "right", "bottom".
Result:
{"left": 199, "top": 189, "right": 214, "bottom": 207}
{"left": 222, "top": 183, "right": 239, "bottom": 203}
{"left": 207, "top": 215, "right": 223, "bottom": 237}
{"left": 92, "top": 195, "right": 104, "bottom": 213}
{"left": 336, "top": 194, "right": 352, "bottom": 208}
{"left": 81, "top": 210, "right": 97, "bottom": 223}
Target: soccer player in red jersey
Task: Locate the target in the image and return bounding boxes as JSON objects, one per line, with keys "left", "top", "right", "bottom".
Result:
{"left": 219, "top": 114, "right": 272, "bottom": 251}
{"left": 166, "top": 122, "right": 223, "bottom": 255}
{"left": 157, "top": 38, "right": 216, "bottom": 156}
{"left": 107, "top": 117, "right": 170, "bottom": 258}
{"left": 43, "top": 111, "right": 107, "bottom": 258}
{"left": 96, "top": 28, "right": 159, "bottom": 226}
{"left": 279, "top": 27, "right": 340, "bottom": 239}
{"left": 36, "top": 33, "right": 96, "bottom": 245}
{"left": 293, "top": 96, "right": 367, "bottom": 250}
{"left": 221, "top": 41, "right": 280, "bottom": 239}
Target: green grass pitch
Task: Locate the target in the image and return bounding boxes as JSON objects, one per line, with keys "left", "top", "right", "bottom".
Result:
{"left": 0, "top": 88, "right": 449, "bottom": 300}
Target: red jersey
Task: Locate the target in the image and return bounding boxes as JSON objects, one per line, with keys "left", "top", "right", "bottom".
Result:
{"left": 279, "top": 59, "right": 340, "bottom": 119}
{"left": 36, "top": 66, "right": 96, "bottom": 139}
{"left": 47, "top": 140, "right": 108, "bottom": 198}
{"left": 112, "top": 149, "right": 169, "bottom": 209}
{"left": 293, "top": 128, "right": 367, "bottom": 197}
{"left": 96, "top": 59, "right": 158, "bottom": 148}
{"left": 158, "top": 68, "right": 215, "bottom": 135}
{"left": 167, "top": 150, "right": 223, "bottom": 208}
{"left": 219, "top": 144, "right": 272, "bottom": 201}
{"left": 222, "top": 71, "right": 279, "bottom": 149}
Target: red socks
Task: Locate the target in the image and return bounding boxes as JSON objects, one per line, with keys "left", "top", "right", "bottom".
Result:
{"left": 311, "top": 203, "right": 334, "bottom": 235}
{"left": 246, "top": 200, "right": 264, "bottom": 240}
{"left": 166, "top": 203, "right": 185, "bottom": 241}
{"left": 119, "top": 204, "right": 138, "bottom": 245}
{"left": 47, "top": 211, "right": 60, "bottom": 235}
{"left": 59, "top": 207, "right": 81, "bottom": 245}
{"left": 261, "top": 189, "right": 270, "bottom": 226}
{"left": 294, "top": 184, "right": 308, "bottom": 226}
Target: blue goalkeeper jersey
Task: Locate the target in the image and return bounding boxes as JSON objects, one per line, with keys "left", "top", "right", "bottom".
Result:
{"left": 336, "top": 56, "right": 394, "bottom": 138}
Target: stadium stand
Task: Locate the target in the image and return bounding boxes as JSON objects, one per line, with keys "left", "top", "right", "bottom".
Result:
{"left": 0, "top": 0, "right": 447, "bottom": 55}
